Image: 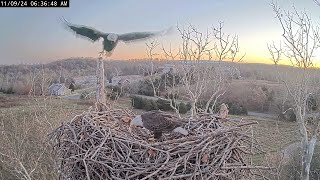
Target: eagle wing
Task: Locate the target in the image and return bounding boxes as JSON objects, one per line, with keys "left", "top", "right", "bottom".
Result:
{"left": 118, "top": 27, "right": 173, "bottom": 43}
{"left": 118, "top": 32, "right": 158, "bottom": 42}
{"left": 64, "top": 22, "right": 106, "bottom": 42}
{"left": 141, "top": 111, "right": 181, "bottom": 133}
{"left": 63, "top": 19, "right": 172, "bottom": 53}
{"left": 63, "top": 21, "right": 118, "bottom": 52}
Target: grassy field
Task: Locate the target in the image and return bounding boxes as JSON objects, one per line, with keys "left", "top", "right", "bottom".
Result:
{"left": 0, "top": 94, "right": 300, "bottom": 179}
{"left": 0, "top": 94, "right": 91, "bottom": 179}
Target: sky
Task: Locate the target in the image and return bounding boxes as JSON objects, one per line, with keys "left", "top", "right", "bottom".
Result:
{"left": 0, "top": 0, "right": 319, "bottom": 65}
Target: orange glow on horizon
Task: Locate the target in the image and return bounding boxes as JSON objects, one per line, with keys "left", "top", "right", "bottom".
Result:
{"left": 55, "top": 42, "right": 318, "bottom": 68}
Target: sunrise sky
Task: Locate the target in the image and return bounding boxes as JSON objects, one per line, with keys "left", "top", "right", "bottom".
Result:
{"left": 0, "top": 0, "right": 319, "bottom": 65}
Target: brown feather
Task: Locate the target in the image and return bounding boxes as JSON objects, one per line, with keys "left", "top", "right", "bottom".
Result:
{"left": 141, "top": 110, "right": 182, "bottom": 136}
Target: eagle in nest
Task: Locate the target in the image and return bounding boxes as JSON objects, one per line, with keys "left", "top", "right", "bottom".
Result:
{"left": 63, "top": 19, "right": 172, "bottom": 55}
{"left": 130, "top": 110, "right": 188, "bottom": 139}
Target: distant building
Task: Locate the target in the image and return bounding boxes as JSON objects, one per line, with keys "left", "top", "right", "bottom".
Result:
{"left": 48, "top": 83, "right": 71, "bottom": 96}
{"left": 110, "top": 75, "right": 144, "bottom": 86}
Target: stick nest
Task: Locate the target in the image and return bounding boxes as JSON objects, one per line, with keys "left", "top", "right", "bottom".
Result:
{"left": 49, "top": 106, "right": 261, "bottom": 180}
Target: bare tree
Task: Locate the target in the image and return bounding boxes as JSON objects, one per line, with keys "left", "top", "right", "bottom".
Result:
{"left": 170, "top": 24, "right": 240, "bottom": 116}
{"left": 143, "top": 40, "right": 184, "bottom": 116}
{"left": 175, "top": 24, "right": 213, "bottom": 116}
{"left": 204, "top": 68, "right": 228, "bottom": 113}
{"left": 142, "top": 39, "right": 162, "bottom": 97}
{"left": 267, "top": 42, "right": 283, "bottom": 66}
{"left": 270, "top": 2, "right": 320, "bottom": 179}
{"left": 177, "top": 24, "right": 211, "bottom": 61}
{"left": 27, "top": 67, "right": 37, "bottom": 96}
{"left": 39, "top": 65, "right": 54, "bottom": 96}
{"left": 212, "top": 22, "right": 246, "bottom": 62}
{"left": 138, "top": 23, "right": 244, "bottom": 117}
{"left": 161, "top": 45, "right": 183, "bottom": 116}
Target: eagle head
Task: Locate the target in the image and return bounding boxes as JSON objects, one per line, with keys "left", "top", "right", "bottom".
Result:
{"left": 107, "top": 33, "right": 118, "bottom": 42}
{"left": 130, "top": 115, "right": 143, "bottom": 127}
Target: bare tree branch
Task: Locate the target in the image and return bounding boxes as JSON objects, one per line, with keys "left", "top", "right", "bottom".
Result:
{"left": 270, "top": 2, "right": 320, "bottom": 179}
{"left": 212, "top": 22, "right": 246, "bottom": 62}
{"left": 267, "top": 41, "right": 283, "bottom": 65}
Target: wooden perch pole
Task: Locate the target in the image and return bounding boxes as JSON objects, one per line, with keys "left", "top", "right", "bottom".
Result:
{"left": 96, "top": 55, "right": 106, "bottom": 111}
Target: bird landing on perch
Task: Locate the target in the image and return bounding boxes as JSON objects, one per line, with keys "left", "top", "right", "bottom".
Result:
{"left": 62, "top": 18, "right": 173, "bottom": 112}
{"left": 62, "top": 18, "right": 173, "bottom": 56}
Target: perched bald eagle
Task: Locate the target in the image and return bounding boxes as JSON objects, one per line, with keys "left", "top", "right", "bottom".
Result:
{"left": 130, "top": 110, "right": 188, "bottom": 139}
{"left": 63, "top": 20, "right": 171, "bottom": 54}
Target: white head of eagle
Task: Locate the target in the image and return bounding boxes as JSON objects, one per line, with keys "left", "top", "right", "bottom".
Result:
{"left": 131, "top": 115, "right": 144, "bottom": 127}
{"left": 107, "top": 33, "right": 118, "bottom": 42}
{"left": 130, "top": 111, "right": 188, "bottom": 139}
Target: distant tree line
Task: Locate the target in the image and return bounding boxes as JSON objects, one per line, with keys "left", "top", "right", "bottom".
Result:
{"left": 131, "top": 96, "right": 190, "bottom": 114}
{"left": 131, "top": 95, "right": 250, "bottom": 116}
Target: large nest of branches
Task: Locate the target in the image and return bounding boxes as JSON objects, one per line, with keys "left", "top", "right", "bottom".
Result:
{"left": 49, "top": 106, "right": 262, "bottom": 179}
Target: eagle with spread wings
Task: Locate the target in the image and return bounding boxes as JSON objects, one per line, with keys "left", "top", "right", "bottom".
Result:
{"left": 63, "top": 19, "right": 172, "bottom": 55}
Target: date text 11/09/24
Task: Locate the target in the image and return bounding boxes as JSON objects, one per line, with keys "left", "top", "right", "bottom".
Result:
{"left": 0, "top": 0, "right": 69, "bottom": 7}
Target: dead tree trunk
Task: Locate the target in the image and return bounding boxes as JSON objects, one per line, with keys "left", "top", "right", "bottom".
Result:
{"left": 297, "top": 105, "right": 318, "bottom": 180}
{"left": 96, "top": 57, "right": 106, "bottom": 111}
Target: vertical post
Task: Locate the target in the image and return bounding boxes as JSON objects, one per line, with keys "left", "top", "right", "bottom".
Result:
{"left": 96, "top": 56, "right": 106, "bottom": 111}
